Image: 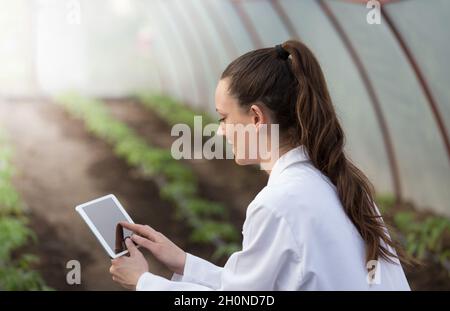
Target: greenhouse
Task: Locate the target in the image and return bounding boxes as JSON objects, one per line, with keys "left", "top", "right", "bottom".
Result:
{"left": 0, "top": 0, "right": 449, "bottom": 293}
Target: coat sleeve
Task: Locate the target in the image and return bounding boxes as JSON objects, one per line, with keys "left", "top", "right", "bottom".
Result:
{"left": 135, "top": 205, "right": 302, "bottom": 291}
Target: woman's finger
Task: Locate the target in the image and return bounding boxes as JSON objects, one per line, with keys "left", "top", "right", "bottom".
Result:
{"left": 119, "top": 222, "right": 145, "bottom": 234}
{"left": 131, "top": 234, "right": 156, "bottom": 252}
{"left": 120, "top": 222, "right": 158, "bottom": 240}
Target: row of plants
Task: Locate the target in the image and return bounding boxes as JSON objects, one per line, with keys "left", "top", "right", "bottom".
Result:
{"left": 135, "top": 93, "right": 232, "bottom": 160}
{"left": 55, "top": 94, "right": 240, "bottom": 260}
{"left": 136, "top": 93, "right": 450, "bottom": 276}
{"left": 134, "top": 93, "right": 216, "bottom": 128}
{"left": 0, "top": 128, "right": 51, "bottom": 290}
{"left": 376, "top": 194, "right": 450, "bottom": 275}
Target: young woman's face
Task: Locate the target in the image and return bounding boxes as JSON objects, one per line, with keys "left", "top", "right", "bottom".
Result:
{"left": 215, "top": 78, "right": 273, "bottom": 166}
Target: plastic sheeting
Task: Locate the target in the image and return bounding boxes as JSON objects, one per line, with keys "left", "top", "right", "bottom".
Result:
{"left": 0, "top": 0, "right": 449, "bottom": 216}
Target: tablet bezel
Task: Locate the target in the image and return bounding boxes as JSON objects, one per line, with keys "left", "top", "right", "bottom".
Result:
{"left": 75, "top": 194, "right": 134, "bottom": 258}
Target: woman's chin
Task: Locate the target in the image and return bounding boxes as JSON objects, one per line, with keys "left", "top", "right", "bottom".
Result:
{"left": 233, "top": 157, "right": 246, "bottom": 165}
{"left": 233, "top": 156, "right": 258, "bottom": 166}
{"left": 231, "top": 147, "right": 259, "bottom": 166}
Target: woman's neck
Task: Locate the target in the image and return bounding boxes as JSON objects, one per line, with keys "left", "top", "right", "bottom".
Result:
{"left": 260, "top": 143, "right": 295, "bottom": 175}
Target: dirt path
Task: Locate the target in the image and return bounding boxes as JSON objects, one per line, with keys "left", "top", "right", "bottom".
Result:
{"left": 0, "top": 100, "right": 215, "bottom": 290}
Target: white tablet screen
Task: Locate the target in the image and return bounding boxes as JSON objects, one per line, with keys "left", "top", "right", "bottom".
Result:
{"left": 82, "top": 196, "right": 133, "bottom": 255}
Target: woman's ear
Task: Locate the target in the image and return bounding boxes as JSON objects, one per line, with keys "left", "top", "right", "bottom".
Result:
{"left": 249, "top": 104, "right": 266, "bottom": 128}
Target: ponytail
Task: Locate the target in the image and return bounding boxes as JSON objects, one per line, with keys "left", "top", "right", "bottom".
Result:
{"left": 282, "top": 40, "right": 402, "bottom": 265}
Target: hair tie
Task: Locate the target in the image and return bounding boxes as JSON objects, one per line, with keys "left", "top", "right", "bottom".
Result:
{"left": 275, "top": 44, "right": 290, "bottom": 60}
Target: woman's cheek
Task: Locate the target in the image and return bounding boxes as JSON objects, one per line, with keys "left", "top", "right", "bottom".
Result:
{"left": 235, "top": 129, "right": 250, "bottom": 161}
{"left": 223, "top": 124, "right": 235, "bottom": 146}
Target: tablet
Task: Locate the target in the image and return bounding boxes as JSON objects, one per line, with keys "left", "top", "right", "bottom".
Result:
{"left": 75, "top": 194, "right": 135, "bottom": 258}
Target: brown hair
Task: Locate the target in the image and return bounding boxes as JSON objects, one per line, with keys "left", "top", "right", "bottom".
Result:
{"left": 221, "top": 39, "right": 406, "bottom": 266}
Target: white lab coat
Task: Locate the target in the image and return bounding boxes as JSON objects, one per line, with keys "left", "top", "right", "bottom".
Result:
{"left": 136, "top": 146, "right": 411, "bottom": 290}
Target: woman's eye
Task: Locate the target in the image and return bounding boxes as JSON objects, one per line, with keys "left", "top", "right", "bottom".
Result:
{"left": 218, "top": 117, "right": 226, "bottom": 123}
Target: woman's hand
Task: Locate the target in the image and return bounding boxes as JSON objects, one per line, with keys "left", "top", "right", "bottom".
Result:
{"left": 109, "top": 238, "right": 148, "bottom": 290}
{"left": 120, "top": 221, "right": 186, "bottom": 275}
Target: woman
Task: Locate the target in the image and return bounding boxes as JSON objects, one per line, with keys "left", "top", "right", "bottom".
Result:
{"left": 109, "top": 40, "right": 410, "bottom": 290}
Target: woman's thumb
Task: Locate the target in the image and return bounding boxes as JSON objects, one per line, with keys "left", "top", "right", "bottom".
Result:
{"left": 125, "top": 237, "right": 138, "bottom": 255}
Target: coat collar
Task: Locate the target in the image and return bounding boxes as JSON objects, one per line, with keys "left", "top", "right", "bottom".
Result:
{"left": 267, "top": 145, "right": 310, "bottom": 186}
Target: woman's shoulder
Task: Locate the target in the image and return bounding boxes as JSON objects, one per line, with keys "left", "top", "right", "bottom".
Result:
{"left": 251, "top": 164, "right": 341, "bottom": 218}
{"left": 246, "top": 163, "right": 352, "bottom": 249}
